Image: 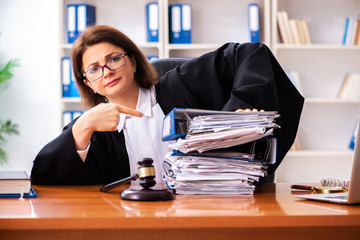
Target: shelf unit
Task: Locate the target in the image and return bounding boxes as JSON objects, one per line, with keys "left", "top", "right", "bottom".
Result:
{"left": 59, "top": 0, "right": 359, "bottom": 182}
{"left": 271, "top": 0, "right": 360, "bottom": 182}
{"left": 59, "top": 0, "right": 271, "bottom": 127}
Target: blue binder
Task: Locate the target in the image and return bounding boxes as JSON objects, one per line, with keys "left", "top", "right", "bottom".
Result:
{"left": 169, "top": 4, "right": 182, "bottom": 43}
{"left": 66, "top": 4, "right": 77, "bottom": 43}
{"left": 62, "top": 57, "right": 80, "bottom": 98}
{"left": 63, "top": 111, "right": 84, "bottom": 127}
{"left": 66, "top": 4, "right": 96, "bottom": 44}
{"left": 169, "top": 4, "right": 192, "bottom": 44}
{"left": 61, "top": 57, "right": 71, "bottom": 97}
{"left": 76, "top": 4, "right": 96, "bottom": 38}
{"left": 70, "top": 67, "right": 80, "bottom": 97}
{"left": 146, "top": 2, "right": 159, "bottom": 42}
{"left": 162, "top": 108, "right": 278, "bottom": 141}
{"left": 248, "top": 3, "right": 260, "bottom": 42}
{"left": 181, "top": 4, "right": 192, "bottom": 43}
{"left": 147, "top": 55, "right": 159, "bottom": 62}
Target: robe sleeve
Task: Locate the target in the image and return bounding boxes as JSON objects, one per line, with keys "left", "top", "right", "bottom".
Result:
{"left": 156, "top": 42, "right": 304, "bottom": 175}
{"left": 30, "top": 123, "right": 101, "bottom": 184}
{"left": 30, "top": 121, "right": 130, "bottom": 185}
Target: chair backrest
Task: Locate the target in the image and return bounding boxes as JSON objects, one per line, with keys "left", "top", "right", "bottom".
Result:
{"left": 150, "top": 58, "right": 190, "bottom": 77}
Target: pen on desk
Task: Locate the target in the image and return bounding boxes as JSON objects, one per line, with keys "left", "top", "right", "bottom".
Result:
{"left": 290, "top": 184, "right": 347, "bottom": 193}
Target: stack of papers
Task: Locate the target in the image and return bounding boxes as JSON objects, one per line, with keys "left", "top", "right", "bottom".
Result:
{"left": 161, "top": 109, "right": 280, "bottom": 195}
{"left": 163, "top": 154, "right": 267, "bottom": 195}
{"left": 172, "top": 112, "right": 279, "bottom": 153}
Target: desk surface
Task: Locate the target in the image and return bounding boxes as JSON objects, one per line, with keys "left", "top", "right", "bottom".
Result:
{"left": 1, "top": 183, "right": 360, "bottom": 240}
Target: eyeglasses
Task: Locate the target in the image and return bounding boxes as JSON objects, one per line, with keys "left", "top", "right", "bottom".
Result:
{"left": 83, "top": 53, "right": 127, "bottom": 82}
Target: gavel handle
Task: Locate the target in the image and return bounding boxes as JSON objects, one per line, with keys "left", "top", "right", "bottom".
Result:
{"left": 100, "top": 174, "right": 139, "bottom": 192}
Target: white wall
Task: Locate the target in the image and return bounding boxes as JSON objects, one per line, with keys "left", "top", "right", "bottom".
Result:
{"left": 0, "top": 0, "right": 61, "bottom": 174}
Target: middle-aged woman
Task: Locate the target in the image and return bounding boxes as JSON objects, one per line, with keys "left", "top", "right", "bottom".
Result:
{"left": 30, "top": 25, "right": 304, "bottom": 185}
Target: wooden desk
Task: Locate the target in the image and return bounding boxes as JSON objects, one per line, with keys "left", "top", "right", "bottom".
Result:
{"left": 0, "top": 183, "right": 359, "bottom": 240}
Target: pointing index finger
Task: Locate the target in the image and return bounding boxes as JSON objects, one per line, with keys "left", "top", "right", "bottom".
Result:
{"left": 115, "top": 104, "right": 143, "bottom": 117}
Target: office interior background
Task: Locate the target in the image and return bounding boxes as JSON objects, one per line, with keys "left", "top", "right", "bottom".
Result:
{"left": 0, "top": 0, "right": 359, "bottom": 183}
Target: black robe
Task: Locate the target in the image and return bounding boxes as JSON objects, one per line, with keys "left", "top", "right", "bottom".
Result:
{"left": 30, "top": 42, "right": 304, "bottom": 185}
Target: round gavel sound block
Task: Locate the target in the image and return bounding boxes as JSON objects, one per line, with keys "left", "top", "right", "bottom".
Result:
{"left": 120, "top": 158, "right": 174, "bottom": 201}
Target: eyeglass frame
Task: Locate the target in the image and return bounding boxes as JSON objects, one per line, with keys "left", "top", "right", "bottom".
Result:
{"left": 83, "top": 53, "right": 128, "bottom": 82}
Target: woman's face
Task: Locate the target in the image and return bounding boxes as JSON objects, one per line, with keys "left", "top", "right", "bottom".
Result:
{"left": 82, "top": 42, "right": 138, "bottom": 103}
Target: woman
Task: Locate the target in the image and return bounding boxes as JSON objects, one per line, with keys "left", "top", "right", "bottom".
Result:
{"left": 31, "top": 25, "right": 304, "bottom": 185}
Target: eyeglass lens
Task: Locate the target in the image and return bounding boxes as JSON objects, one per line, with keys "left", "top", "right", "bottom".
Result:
{"left": 85, "top": 54, "right": 126, "bottom": 82}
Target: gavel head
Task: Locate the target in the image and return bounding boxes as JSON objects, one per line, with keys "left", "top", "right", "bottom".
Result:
{"left": 137, "top": 158, "right": 156, "bottom": 189}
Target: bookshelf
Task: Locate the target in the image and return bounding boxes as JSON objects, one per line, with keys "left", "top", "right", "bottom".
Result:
{"left": 59, "top": 0, "right": 271, "bottom": 127}
{"left": 58, "top": 0, "right": 359, "bottom": 183}
{"left": 272, "top": 0, "right": 360, "bottom": 182}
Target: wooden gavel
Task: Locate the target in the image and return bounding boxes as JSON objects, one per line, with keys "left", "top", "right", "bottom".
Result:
{"left": 100, "top": 158, "right": 157, "bottom": 192}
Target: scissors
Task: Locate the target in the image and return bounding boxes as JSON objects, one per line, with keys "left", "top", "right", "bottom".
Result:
{"left": 290, "top": 184, "right": 348, "bottom": 193}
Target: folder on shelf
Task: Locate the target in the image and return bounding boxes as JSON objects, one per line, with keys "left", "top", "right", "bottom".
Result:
{"left": 61, "top": 57, "right": 71, "bottom": 97}
{"left": 77, "top": 4, "right": 96, "bottom": 39}
{"left": 63, "top": 111, "right": 83, "bottom": 127}
{"left": 66, "top": 4, "right": 77, "bottom": 43}
{"left": 181, "top": 4, "right": 192, "bottom": 44}
{"left": 248, "top": 3, "right": 260, "bottom": 43}
{"left": 146, "top": 2, "right": 159, "bottom": 42}
{"left": 66, "top": 4, "right": 96, "bottom": 44}
{"left": 61, "top": 57, "right": 80, "bottom": 98}
{"left": 147, "top": 55, "right": 159, "bottom": 62}
{"left": 169, "top": 4, "right": 192, "bottom": 44}
{"left": 169, "top": 5, "right": 182, "bottom": 43}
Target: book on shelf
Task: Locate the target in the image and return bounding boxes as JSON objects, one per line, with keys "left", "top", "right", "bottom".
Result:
{"left": 337, "top": 73, "right": 360, "bottom": 99}
{"left": 277, "top": 11, "right": 311, "bottom": 44}
{"left": 161, "top": 108, "right": 280, "bottom": 195}
{"left": 0, "top": 171, "right": 36, "bottom": 198}
{"left": 342, "top": 16, "right": 360, "bottom": 45}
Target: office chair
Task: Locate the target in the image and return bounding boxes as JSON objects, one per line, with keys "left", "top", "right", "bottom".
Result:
{"left": 151, "top": 57, "right": 190, "bottom": 77}
{"left": 150, "top": 58, "right": 275, "bottom": 183}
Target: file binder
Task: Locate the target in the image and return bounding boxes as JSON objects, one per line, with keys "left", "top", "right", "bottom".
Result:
{"left": 61, "top": 57, "right": 71, "bottom": 97}
{"left": 170, "top": 137, "right": 277, "bottom": 165}
{"left": 77, "top": 4, "right": 96, "bottom": 39}
{"left": 63, "top": 111, "right": 83, "bottom": 127}
{"left": 62, "top": 57, "right": 80, "bottom": 98}
{"left": 169, "top": 5, "right": 182, "bottom": 43}
{"left": 169, "top": 4, "right": 192, "bottom": 43}
{"left": 248, "top": 3, "right": 260, "bottom": 42}
{"left": 147, "top": 55, "right": 159, "bottom": 62}
{"left": 66, "top": 4, "right": 96, "bottom": 44}
{"left": 66, "top": 4, "right": 77, "bottom": 43}
{"left": 146, "top": 2, "right": 159, "bottom": 42}
{"left": 162, "top": 108, "right": 278, "bottom": 141}
{"left": 181, "top": 4, "right": 192, "bottom": 44}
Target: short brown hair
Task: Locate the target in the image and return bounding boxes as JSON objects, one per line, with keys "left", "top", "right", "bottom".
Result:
{"left": 71, "top": 25, "right": 158, "bottom": 109}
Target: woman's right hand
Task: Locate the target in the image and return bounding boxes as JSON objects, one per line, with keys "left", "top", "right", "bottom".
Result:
{"left": 72, "top": 103, "right": 143, "bottom": 151}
